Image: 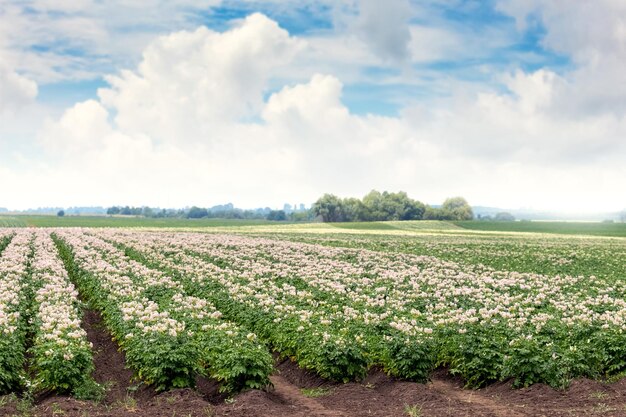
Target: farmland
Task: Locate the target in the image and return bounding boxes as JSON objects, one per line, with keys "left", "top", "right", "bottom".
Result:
{"left": 1, "top": 223, "right": 626, "bottom": 416}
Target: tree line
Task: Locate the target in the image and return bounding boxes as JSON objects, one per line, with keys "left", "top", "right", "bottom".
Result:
{"left": 104, "top": 192, "right": 474, "bottom": 223}
{"left": 311, "top": 191, "right": 473, "bottom": 222}
{"left": 105, "top": 205, "right": 314, "bottom": 221}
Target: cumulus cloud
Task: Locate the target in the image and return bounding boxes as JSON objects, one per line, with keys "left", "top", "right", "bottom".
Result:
{"left": 2, "top": 8, "right": 625, "bottom": 212}
{"left": 96, "top": 13, "right": 303, "bottom": 146}
{"left": 0, "top": 0, "right": 223, "bottom": 82}
{"left": 0, "top": 66, "right": 38, "bottom": 113}
{"left": 496, "top": 0, "right": 626, "bottom": 117}
{"left": 353, "top": 0, "right": 413, "bottom": 62}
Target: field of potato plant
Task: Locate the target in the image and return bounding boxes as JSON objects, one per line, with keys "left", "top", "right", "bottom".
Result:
{"left": 1, "top": 225, "right": 626, "bottom": 400}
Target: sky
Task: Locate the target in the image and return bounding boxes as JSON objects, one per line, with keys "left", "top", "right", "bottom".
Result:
{"left": 0, "top": 0, "right": 625, "bottom": 212}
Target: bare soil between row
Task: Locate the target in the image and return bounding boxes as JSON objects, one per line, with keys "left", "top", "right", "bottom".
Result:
{"left": 2, "top": 309, "right": 626, "bottom": 417}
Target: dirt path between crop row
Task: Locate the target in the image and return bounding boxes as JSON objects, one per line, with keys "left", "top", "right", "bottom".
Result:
{"left": 429, "top": 379, "right": 527, "bottom": 417}
{"left": 269, "top": 375, "right": 347, "bottom": 417}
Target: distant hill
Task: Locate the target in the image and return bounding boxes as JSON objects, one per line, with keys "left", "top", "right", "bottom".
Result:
{"left": 472, "top": 206, "right": 621, "bottom": 222}
{"left": 5, "top": 206, "right": 107, "bottom": 215}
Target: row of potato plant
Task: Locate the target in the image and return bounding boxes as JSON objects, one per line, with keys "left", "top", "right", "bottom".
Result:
{"left": 28, "top": 230, "right": 95, "bottom": 394}
{"left": 0, "top": 231, "right": 31, "bottom": 392}
{"left": 0, "top": 231, "right": 13, "bottom": 255}
{"left": 98, "top": 230, "right": 434, "bottom": 382}
{"left": 282, "top": 231, "right": 626, "bottom": 285}
{"left": 101, "top": 230, "right": 626, "bottom": 388}
{"left": 54, "top": 230, "right": 273, "bottom": 392}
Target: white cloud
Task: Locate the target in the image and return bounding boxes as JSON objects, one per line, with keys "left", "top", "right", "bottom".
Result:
{"left": 98, "top": 13, "right": 304, "bottom": 143}
{"left": 353, "top": 0, "right": 412, "bottom": 62}
{"left": 496, "top": 0, "right": 626, "bottom": 117}
{"left": 0, "top": 0, "right": 224, "bottom": 82}
{"left": 0, "top": 65, "right": 38, "bottom": 113}
{"left": 1, "top": 9, "right": 625, "bottom": 212}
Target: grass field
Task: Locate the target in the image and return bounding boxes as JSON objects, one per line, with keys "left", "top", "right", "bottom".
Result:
{"left": 0, "top": 217, "right": 27, "bottom": 227}
{"left": 454, "top": 220, "right": 626, "bottom": 237}
{"left": 2, "top": 215, "right": 625, "bottom": 238}
{"left": 0, "top": 215, "right": 274, "bottom": 228}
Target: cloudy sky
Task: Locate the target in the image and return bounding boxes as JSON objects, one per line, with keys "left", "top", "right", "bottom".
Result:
{"left": 1, "top": 0, "right": 625, "bottom": 211}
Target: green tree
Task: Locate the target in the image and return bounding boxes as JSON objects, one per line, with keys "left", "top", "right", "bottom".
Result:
{"left": 342, "top": 197, "right": 364, "bottom": 222}
{"left": 385, "top": 191, "right": 425, "bottom": 220}
{"left": 311, "top": 194, "right": 346, "bottom": 222}
{"left": 423, "top": 206, "right": 442, "bottom": 220}
{"left": 267, "top": 210, "right": 287, "bottom": 221}
{"left": 187, "top": 206, "right": 208, "bottom": 219}
{"left": 441, "top": 197, "right": 473, "bottom": 220}
{"left": 57, "top": 210, "right": 65, "bottom": 217}
{"left": 360, "top": 190, "right": 386, "bottom": 221}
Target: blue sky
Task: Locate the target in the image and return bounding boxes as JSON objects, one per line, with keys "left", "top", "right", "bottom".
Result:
{"left": 0, "top": 0, "right": 625, "bottom": 212}
{"left": 28, "top": 0, "right": 569, "bottom": 115}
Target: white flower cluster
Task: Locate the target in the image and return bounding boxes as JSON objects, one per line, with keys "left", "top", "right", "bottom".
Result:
{"left": 30, "top": 231, "right": 92, "bottom": 359}
{"left": 102, "top": 229, "right": 626, "bottom": 347}
{"left": 99, "top": 231, "right": 361, "bottom": 349}
{"left": 55, "top": 230, "right": 187, "bottom": 339}
{"left": 121, "top": 299, "right": 185, "bottom": 337}
{"left": 0, "top": 231, "right": 32, "bottom": 336}
{"left": 55, "top": 230, "right": 246, "bottom": 343}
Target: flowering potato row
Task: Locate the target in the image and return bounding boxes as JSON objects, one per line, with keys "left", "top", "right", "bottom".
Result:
{"left": 100, "top": 230, "right": 626, "bottom": 388}
{"left": 28, "top": 231, "right": 95, "bottom": 393}
{"left": 98, "top": 230, "right": 434, "bottom": 381}
{"left": 284, "top": 231, "right": 626, "bottom": 286}
{"left": 0, "top": 231, "right": 12, "bottom": 254}
{"left": 0, "top": 231, "right": 32, "bottom": 392}
{"left": 54, "top": 230, "right": 272, "bottom": 392}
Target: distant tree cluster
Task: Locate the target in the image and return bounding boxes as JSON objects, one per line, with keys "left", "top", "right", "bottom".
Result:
{"left": 476, "top": 212, "right": 516, "bottom": 221}
{"left": 311, "top": 191, "right": 429, "bottom": 222}
{"left": 105, "top": 203, "right": 313, "bottom": 222}
{"left": 422, "top": 197, "right": 474, "bottom": 221}
{"left": 311, "top": 192, "right": 473, "bottom": 223}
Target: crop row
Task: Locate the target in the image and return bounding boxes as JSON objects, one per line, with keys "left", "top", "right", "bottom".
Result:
{"left": 29, "top": 231, "right": 95, "bottom": 393}
{"left": 94, "top": 230, "right": 430, "bottom": 381}
{"left": 0, "top": 230, "right": 95, "bottom": 395}
{"left": 53, "top": 230, "right": 273, "bottom": 392}
{"left": 98, "top": 230, "right": 626, "bottom": 388}
{"left": 0, "top": 231, "right": 31, "bottom": 392}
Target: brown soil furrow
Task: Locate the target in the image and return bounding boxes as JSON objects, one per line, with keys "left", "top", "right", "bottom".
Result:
{"left": 270, "top": 375, "right": 348, "bottom": 417}
{"left": 81, "top": 308, "right": 156, "bottom": 404}
{"left": 429, "top": 380, "right": 528, "bottom": 417}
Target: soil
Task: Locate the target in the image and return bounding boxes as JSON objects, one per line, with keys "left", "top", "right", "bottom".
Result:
{"left": 1, "top": 311, "right": 626, "bottom": 417}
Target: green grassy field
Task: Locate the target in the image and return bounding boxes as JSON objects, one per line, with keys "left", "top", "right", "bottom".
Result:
{"left": 0, "top": 217, "right": 27, "bottom": 227}
{"left": 454, "top": 220, "right": 626, "bottom": 237}
{"left": 0, "top": 215, "right": 274, "bottom": 228}
{"left": 2, "top": 215, "right": 625, "bottom": 238}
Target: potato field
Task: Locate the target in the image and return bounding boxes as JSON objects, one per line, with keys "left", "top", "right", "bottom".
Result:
{"left": 1, "top": 224, "right": 626, "bottom": 416}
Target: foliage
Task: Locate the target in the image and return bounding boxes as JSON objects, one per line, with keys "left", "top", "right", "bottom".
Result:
{"left": 266, "top": 210, "right": 287, "bottom": 221}
{"left": 2, "top": 222, "right": 626, "bottom": 395}
{"left": 312, "top": 190, "right": 426, "bottom": 222}
{"left": 424, "top": 197, "right": 473, "bottom": 221}
{"left": 53, "top": 231, "right": 273, "bottom": 393}
{"left": 187, "top": 206, "right": 209, "bottom": 219}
